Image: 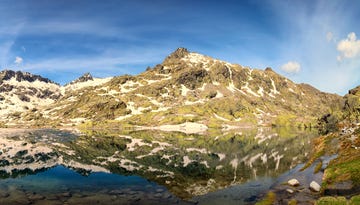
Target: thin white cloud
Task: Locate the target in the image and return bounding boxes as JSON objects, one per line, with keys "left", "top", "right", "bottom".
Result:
{"left": 326, "top": 32, "right": 334, "bottom": 42}
{"left": 14, "top": 56, "right": 23, "bottom": 65}
{"left": 264, "top": 1, "right": 360, "bottom": 94}
{"left": 0, "top": 21, "right": 24, "bottom": 67}
{"left": 0, "top": 41, "right": 15, "bottom": 67}
{"left": 280, "top": 61, "right": 301, "bottom": 73}
{"left": 21, "top": 49, "right": 166, "bottom": 74}
{"left": 337, "top": 32, "right": 360, "bottom": 61}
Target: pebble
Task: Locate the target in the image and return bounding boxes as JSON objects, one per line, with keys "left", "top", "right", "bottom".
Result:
{"left": 108, "top": 190, "right": 123, "bottom": 195}
{"left": 288, "top": 179, "right": 300, "bottom": 186}
{"left": 154, "top": 193, "right": 163, "bottom": 198}
{"left": 32, "top": 199, "right": 63, "bottom": 205}
{"left": 286, "top": 189, "right": 294, "bottom": 194}
{"left": 163, "top": 193, "right": 172, "bottom": 199}
{"left": 59, "top": 192, "right": 72, "bottom": 198}
{"left": 128, "top": 191, "right": 137, "bottom": 195}
{"left": 0, "top": 190, "right": 9, "bottom": 198}
{"left": 28, "top": 193, "right": 45, "bottom": 201}
{"left": 156, "top": 188, "right": 164, "bottom": 193}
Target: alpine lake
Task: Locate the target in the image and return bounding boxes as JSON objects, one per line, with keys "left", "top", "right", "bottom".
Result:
{"left": 0, "top": 127, "right": 319, "bottom": 205}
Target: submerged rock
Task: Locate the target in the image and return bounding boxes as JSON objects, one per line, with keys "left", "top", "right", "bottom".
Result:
{"left": 324, "top": 181, "right": 360, "bottom": 195}
{"left": 286, "top": 189, "right": 294, "bottom": 194}
{"left": 32, "top": 199, "right": 63, "bottom": 205}
{"left": 28, "top": 193, "right": 45, "bottom": 201}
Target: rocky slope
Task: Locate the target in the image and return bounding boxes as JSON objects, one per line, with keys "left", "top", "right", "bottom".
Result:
{"left": 0, "top": 70, "right": 113, "bottom": 126}
{"left": 315, "top": 85, "right": 360, "bottom": 195}
{"left": 0, "top": 70, "right": 61, "bottom": 124}
{"left": 20, "top": 48, "right": 341, "bottom": 128}
{"left": 256, "top": 85, "right": 360, "bottom": 204}
{"left": 1, "top": 48, "right": 342, "bottom": 128}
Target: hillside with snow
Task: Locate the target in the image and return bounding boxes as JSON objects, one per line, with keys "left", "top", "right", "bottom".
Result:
{"left": 10, "top": 48, "right": 341, "bottom": 129}
{"left": 0, "top": 70, "right": 61, "bottom": 123}
{"left": 0, "top": 70, "right": 113, "bottom": 125}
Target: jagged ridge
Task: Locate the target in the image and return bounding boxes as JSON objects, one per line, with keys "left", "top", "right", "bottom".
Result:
{"left": 0, "top": 70, "right": 57, "bottom": 84}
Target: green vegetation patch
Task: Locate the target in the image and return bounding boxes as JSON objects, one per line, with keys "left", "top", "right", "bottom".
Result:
{"left": 288, "top": 199, "right": 297, "bottom": 205}
{"left": 350, "top": 195, "right": 360, "bottom": 205}
{"left": 256, "top": 191, "right": 276, "bottom": 205}
{"left": 315, "top": 196, "right": 347, "bottom": 205}
{"left": 324, "top": 157, "right": 360, "bottom": 186}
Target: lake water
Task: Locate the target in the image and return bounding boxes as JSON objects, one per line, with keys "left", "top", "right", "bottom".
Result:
{"left": 0, "top": 127, "right": 318, "bottom": 204}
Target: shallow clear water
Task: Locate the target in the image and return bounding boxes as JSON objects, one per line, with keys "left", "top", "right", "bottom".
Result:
{"left": 0, "top": 127, "right": 318, "bottom": 204}
{"left": 0, "top": 165, "right": 186, "bottom": 205}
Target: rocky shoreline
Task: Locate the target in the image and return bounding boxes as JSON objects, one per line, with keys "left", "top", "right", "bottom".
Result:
{"left": 257, "top": 160, "right": 323, "bottom": 204}
{"left": 256, "top": 123, "right": 360, "bottom": 204}
{"left": 0, "top": 184, "right": 196, "bottom": 205}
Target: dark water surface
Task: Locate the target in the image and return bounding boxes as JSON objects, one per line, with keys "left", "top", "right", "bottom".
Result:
{"left": 0, "top": 127, "right": 318, "bottom": 204}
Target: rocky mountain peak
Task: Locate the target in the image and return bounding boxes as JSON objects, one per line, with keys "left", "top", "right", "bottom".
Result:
{"left": 67, "top": 72, "right": 94, "bottom": 85}
{"left": 348, "top": 85, "right": 360, "bottom": 96}
{"left": 82, "top": 72, "right": 93, "bottom": 80}
{"left": 164, "top": 47, "right": 190, "bottom": 62}
{"left": 0, "top": 69, "right": 56, "bottom": 84}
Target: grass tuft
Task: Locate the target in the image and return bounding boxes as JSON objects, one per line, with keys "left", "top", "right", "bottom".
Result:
{"left": 256, "top": 192, "right": 276, "bottom": 205}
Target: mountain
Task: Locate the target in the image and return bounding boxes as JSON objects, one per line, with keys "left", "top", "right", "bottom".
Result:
{"left": 18, "top": 48, "right": 342, "bottom": 128}
{"left": 62, "top": 72, "right": 113, "bottom": 93}
{"left": 344, "top": 85, "right": 360, "bottom": 122}
{"left": 0, "top": 70, "right": 61, "bottom": 123}
{"left": 0, "top": 70, "right": 115, "bottom": 125}
{"left": 67, "top": 72, "right": 94, "bottom": 85}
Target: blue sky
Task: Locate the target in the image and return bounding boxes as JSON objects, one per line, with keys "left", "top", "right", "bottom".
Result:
{"left": 0, "top": 0, "right": 359, "bottom": 94}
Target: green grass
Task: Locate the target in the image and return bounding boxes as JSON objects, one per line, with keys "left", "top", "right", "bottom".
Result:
{"left": 314, "top": 160, "right": 323, "bottom": 174}
{"left": 315, "top": 195, "right": 360, "bottom": 205}
{"left": 350, "top": 195, "right": 360, "bottom": 205}
{"left": 316, "top": 196, "right": 347, "bottom": 205}
{"left": 324, "top": 157, "right": 360, "bottom": 186}
{"left": 288, "top": 199, "right": 297, "bottom": 205}
{"left": 256, "top": 192, "right": 276, "bottom": 205}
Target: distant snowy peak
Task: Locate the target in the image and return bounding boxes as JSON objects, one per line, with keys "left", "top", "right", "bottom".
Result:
{"left": 0, "top": 70, "right": 60, "bottom": 94}
{"left": 67, "top": 72, "right": 94, "bottom": 85}
{"left": 0, "top": 69, "right": 115, "bottom": 120}
{"left": 63, "top": 73, "right": 112, "bottom": 93}
{"left": 0, "top": 70, "right": 57, "bottom": 84}
{"left": 0, "top": 70, "right": 62, "bottom": 120}
{"left": 165, "top": 47, "right": 190, "bottom": 61}
{"left": 162, "top": 48, "right": 236, "bottom": 72}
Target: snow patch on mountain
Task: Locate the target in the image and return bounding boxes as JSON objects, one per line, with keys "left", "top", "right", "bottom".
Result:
{"left": 4, "top": 78, "right": 60, "bottom": 92}
{"left": 63, "top": 77, "right": 112, "bottom": 93}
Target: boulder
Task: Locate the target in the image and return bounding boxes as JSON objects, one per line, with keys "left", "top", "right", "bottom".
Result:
{"left": 288, "top": 179, "right": 300, "bottom": 186}
{"left": 310, "top": 181, "right": 321, "bottom": 192}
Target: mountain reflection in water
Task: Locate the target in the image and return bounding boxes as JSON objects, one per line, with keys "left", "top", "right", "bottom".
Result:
{"left": 0, "top": 127, "right": 317, "bottom": 204}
